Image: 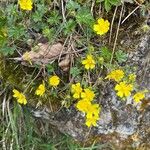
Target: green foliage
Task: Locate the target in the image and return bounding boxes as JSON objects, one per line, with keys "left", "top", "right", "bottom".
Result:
{"left": 46, "top": 64, "right": 54, "bottom": 74}
{"left": 8, "top": 25, "right": 25, "bottom": 39}
{"left": 100, "top": 0, "right": 121, "bottom": 12}
{"left": 115, "top": 50, "right": 128, "bottom": 63}
{"left": 0, "top": 12, "right": 7, "bottom": 27}
{"left": 63, "top": 19, "right": 77, "bottom": 35}
{"left": 32, "top": 4, "right": 47, "bottom": 22}
{"left": 100, "top": 47, "right": 128, "bottom": 64}
{"left": 101, "top": 46, "right": 112, "bottom": 61}
{"left": 70, "top": 67, "right": 81, "bottom": 77}
{"left": 5, "top": 4, "right": 19, "bottom": 25}
{"left": 0, "top": 12, "right": 7, "bottom": 42}
{"left": 47, "top": 10, "right": 62, "bottom": 26}
{"left": 76, "top": 7, "right": 94, "bottom": 27}
{"left": 0, "top": 45, "right": 16, "bottom": 56}
{"left": 42, "top": 26, "right": 55, "bottom": 40}
{"left": 66, "top": 0, "right": 80, "bottom": 11}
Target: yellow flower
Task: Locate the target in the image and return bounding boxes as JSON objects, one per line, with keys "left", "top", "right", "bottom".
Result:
{"left": 49, "top": 75, "right": 60, "bottom": 87}
{"left": 76, "top": 99, "right": 91, "bottom": 113}
{"left": 129, "top": 74, "right": 136, "bottom": 82}
{"left": 82, "top": 54, "right": 96, "bottom": 70}
{"left": 22, "top": 52, "right": 32, "bottom": 65}
{"left": 18, "top": 0, "right": 33, "bottom": 11}
{"left": 85, "top": 114, "right": 99, "bottom": 127}
{"left": 133, "top": 90, "right": 148, "bottom": 103}
{"left": 106, "top": 69, "right": 124, "bottom": 82}
{"left": 115, "top": 82, "right": 133, "bottom": 98}
{"left": 71, "top": 83, "right": 82, "bottom": 99}
{"left": 93, "top": 18, "right": 110, "bottom": 35}
{"left": 86, "top": 103, "right": 100, "bottom": 118}
{"left": 13, "top": 89, "right": 27, "bottom": 105}
{"left": 35, "top": 82, "right": 45, "bottom": 96}
{"left": 81, "top": 88, "right": 95, "bottom": 101}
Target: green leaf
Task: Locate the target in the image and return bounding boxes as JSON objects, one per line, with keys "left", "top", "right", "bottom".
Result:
{"left": 115, "top": 50, "right": 128, "bottom": 63}
{"left": 46, "top": 64, "right": 54, "bottom": 74}
{"left": 70, "top": 67, "right": 81, "bottom": 77}
{"left": 104, "top": 0, "right": 121, "bottom": 12}
{"left": 32, "top": 4, "right": 47, "bottom": 22}
{"left": 76, "top": 8, "right": 94, "bottom": 27}
{"left": 47, "top": 10, "right": 62, "bottom": 25}
{"left": 96, "top": 0, "right": 104, "bottom": 3}
{"left": 63, "top": 19, "right": 76, "bottom": 35}
{"left": 42, "top": 27, "right": 55, "bottom": 40}
{"left": 0, "top": 45, "right": 15, "bottom": 56}
{"left": 0, "top": 16, "right": 7, "bottom": 28}
{"left": 109, "top": 0, "right": 121, "bottom": 5}
{"left": 8, "top": 25, "right": 25, "bottom": 39}
{"left": 104, "top": 0, "right": 112, "bottom": 12}
{"left": 66, "top": 0, "right": 80, "bottom": 11}
{"left": 101, "top": 47, "right": 112, "bottom": 61}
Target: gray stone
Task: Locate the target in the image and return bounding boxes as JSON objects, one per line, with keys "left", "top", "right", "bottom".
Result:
{"left": 32, "top": 29, "right": 150, "bottom": 149}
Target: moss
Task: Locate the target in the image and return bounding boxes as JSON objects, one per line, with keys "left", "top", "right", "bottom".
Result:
{"left": 0, "top": 56, "right": 25, "bottom": 89}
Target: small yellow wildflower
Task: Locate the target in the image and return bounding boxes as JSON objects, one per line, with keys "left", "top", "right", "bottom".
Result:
{"left": 115, "top": 81, "right": 133, "bottom": 98}
{"left": 22, "top": 52, "right": 32, "bottom": 65}
{"left": 49, "top": 75, "right": 60, "bottom": 87}
{"left": 81, "top": 88, "right": 95, "bottom": 101}
{"left": 133, "top": 90, "right": 148, "bottom": 103}
{"left": 93, "top": 18, "right": 110, "bottom": 35}
{"left": 85, "top": 114, "right": 99, "bottom": 127}
{"left": 18, "top": 0, "right": 33, "bottom": 11}
{"left": 76, "top": 99, "right": 91, "bottom": 113}
{"left": 35, "top": 82, "right": 45, "bottom": 96}
{"left": 86, "top": 103, "right": 100, "bottom": 118}
{"left": 129, "top": 74, "right": 136, "bottom": 82}
{"left": 106, "top": 69, "right": 124, "bottom": 82}
{"left": 13, "top": 89, "right": 27, "bottom": 105}
{"left": 71, "top": 83, "right": 82, "bottom": 99}
{"left": 82, "top": 54, "right": 96, "bottom": 70}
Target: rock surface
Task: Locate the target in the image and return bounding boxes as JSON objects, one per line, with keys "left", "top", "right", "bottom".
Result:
{"left": 32, "top": 30, "right": 150, "bottom": 149}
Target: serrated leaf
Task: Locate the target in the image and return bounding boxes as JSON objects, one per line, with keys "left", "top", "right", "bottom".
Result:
{"left": 0, "top": 46, "right": 15, "bottom": 56}
{"left": 46, "top": 64, "right": 54, "bottom": 74}
{"left": 104, "top": 0, "right": 112, "bottom": 12}
{"left": 101, "top": 47, "right": 112, "bottom": 61}
{"left": 66, "top": 0, "right": 80, "bottom": 11}
{"left": 115, "top": 50, "right": 128, "bottom": 63}
{"left": 109, "top": 0, "right": 121, "bottom": 5}
{"left": 63, "top": 19, "right": 76, "bottom": 35}
{"left": 76, "top": 8, "right": 94, "bottom": 27}
{"left": 8, "top": 25, "right": 25, "bottom": 39}
{"left": 47, "top": 10, "right": 62, "bottom": 25}
{"left": 70, "top": 67, "right": 81, "bottom": 77}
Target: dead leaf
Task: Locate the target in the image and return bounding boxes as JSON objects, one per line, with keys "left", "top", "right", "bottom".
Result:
{"left": 22, "top": 43, "right": 63, "bottom": 64}
{"left": 59, "top": 54, "right": 70, "bottom": 72}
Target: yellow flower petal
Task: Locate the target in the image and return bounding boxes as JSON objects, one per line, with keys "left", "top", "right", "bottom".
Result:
{"left": 71, "top": 83, "right": 82, "bottom": 99}
{"left": 35, "top": 82, "right": 46, "bottom": 96}
{"left": 12, "top": 89, "right": 27, "bottom": 105}
{"left": 49, "top": 75, "right": 60, "bottom": 87}
{"left": 82, "top": 54, "right": 96, "bottom": 70}
{"left": 106, "top": 69, "right": 124, "bottom": 82}
{"left": 93, "top": 18, "right": 110, "bottom": 35}
{"left": 81, "top": 88, "right": 95, "bottom": 101}
{"left": 115, "top": 82, "right": 133, "bottom": 98}
{"left": 133, "top": 91, "right": 146, "bottom": 103}
{"left": 19, "top": 0, "right": 33, "bottom": 11}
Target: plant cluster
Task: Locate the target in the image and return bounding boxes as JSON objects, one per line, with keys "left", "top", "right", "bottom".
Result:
{"left": 1, "top": 0, "right": 149, "bottom": 129}
{"left": 13, "top": 75, "right": 60, "bottom": 103}
{"left": 106, "top": 69, "right": 148, "bottom": 103}
{"left": 71, "top": 83, "right": 100, "bottom": 127}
